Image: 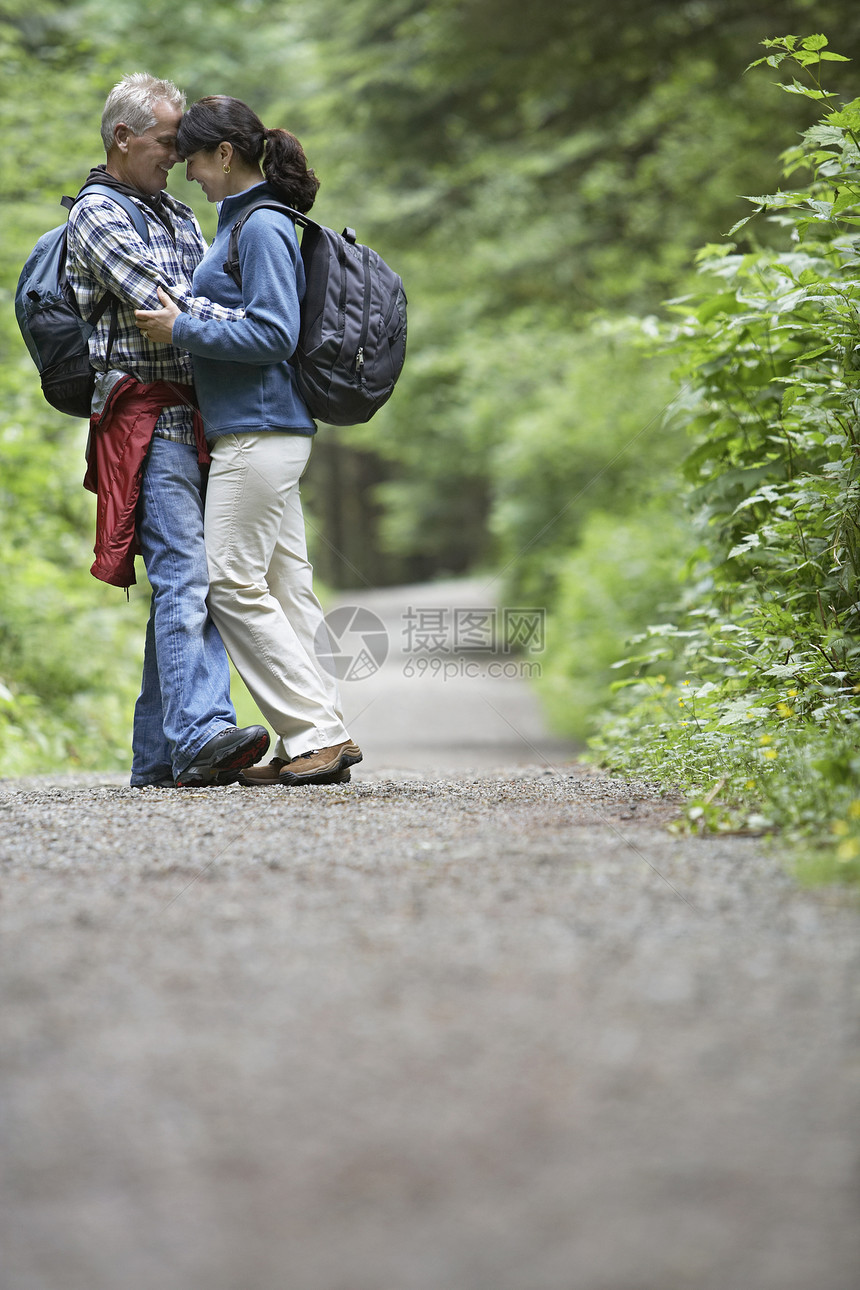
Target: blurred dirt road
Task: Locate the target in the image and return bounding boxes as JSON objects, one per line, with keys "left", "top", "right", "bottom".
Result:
{"left": 1, "top": 581, "right": 858, "bottom": 1290}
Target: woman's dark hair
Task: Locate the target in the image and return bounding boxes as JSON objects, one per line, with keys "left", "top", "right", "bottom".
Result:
{"left": 177, "top": 95, "right": 320, "bottom": 213}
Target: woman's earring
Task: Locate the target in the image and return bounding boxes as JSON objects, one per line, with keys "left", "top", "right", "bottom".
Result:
{"left": 222, "top": 163, "right": 231, "bottom": 173}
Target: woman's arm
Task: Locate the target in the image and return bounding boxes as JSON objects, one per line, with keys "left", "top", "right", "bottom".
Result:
{"left": 138, "top": 212, "right": 303, "bottom": 364}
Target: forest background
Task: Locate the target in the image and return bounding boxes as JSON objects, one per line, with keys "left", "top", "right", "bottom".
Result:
{"left": 1, "top": 0, "right": 859, "bottom": 876}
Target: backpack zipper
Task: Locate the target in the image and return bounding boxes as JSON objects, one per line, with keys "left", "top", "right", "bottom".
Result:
{"left": 355, "top": 245, "right": 371, "bottom": 385}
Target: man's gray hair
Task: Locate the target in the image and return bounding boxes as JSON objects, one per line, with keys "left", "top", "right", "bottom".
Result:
{"left": 101, "top": 73, "right": 185, "bottom": 152}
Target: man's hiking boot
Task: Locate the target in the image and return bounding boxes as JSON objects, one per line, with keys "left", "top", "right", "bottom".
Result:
{"left": 239, "top": 756, "right": 352, "bottom": 786}
{"left": 175, "top": 725, "right": 270, "bottom": 787}
{"left": 277, "top": 740, "right": 362, "bottom": 786}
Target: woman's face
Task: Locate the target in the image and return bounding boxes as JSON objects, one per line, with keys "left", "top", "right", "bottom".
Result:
{"left": 184, "top": 147, "right": 231, "bottom": 202}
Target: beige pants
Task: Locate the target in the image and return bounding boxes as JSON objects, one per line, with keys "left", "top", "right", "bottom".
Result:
{"left": 204, "top": 432, "right": 348, "bottom": 761}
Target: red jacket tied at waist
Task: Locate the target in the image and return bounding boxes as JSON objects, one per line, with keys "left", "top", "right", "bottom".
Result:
{"left": 83, "top": 378, "right": 209, "bottom": 589}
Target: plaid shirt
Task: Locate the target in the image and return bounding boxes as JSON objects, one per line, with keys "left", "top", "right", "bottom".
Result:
{"left": 66, "top": 188, "right": 242, "bottom": 442}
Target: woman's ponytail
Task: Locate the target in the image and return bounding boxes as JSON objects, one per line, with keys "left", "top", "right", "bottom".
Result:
{"left": 263, "top": 128, "right": 320, "bottom": 213}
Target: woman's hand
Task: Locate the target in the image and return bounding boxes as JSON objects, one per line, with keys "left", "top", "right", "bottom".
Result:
{"left": 134, "top": 286, "right": 181, "bottom": 344}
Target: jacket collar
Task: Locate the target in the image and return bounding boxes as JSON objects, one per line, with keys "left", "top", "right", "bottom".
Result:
{"left": 216, "top": 181, "right": 281, "bottom": 229}
{"left": 79, "top": 164, "right": 181, "bottom": 238}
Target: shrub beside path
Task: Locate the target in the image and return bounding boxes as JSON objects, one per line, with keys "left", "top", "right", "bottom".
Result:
{"left": 1, "top": 581, "right": 858, "bottom": 1290}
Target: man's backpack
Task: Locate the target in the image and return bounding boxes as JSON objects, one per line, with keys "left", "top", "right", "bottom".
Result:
{"left": 15, "top": 186, "right": 150, "bottom": 419}
{"left": 223, "top": 201, "right": 407, "bottom": 426}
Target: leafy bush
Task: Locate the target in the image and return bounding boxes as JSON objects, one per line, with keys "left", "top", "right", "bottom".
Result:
{"left": 0, "top": 379, "right": 146, "bottom": 776}
{"left": 536, "top": 502, "right": 690, "bottom": 739}
{"left": 592, "top": 36, "right": 860, "bottom": 881}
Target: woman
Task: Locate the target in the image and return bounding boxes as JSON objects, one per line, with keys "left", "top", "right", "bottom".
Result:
{"left": 135, "top": 96, "right": 361, "bottom": 787}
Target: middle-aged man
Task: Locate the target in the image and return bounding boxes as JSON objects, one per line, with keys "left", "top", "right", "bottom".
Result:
{"left": 66, "top": 72, "right": 269, "bottom": 787}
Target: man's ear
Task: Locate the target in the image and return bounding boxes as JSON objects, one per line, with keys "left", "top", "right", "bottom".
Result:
{"left": 114, "top": 124, "right": 131, "bottom": 152}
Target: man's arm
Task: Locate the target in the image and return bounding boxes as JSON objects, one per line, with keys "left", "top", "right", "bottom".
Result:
{"left": 67, "top": 196, "right": 243, "bottom": 321}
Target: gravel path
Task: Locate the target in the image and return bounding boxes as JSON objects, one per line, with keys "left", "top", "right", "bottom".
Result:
{"left": 1, "top": 583, "right": 858, "bottom": 1290}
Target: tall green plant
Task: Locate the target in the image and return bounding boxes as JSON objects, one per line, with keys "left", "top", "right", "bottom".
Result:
{"left": 593, "top": 36, "right": 860, "bottom": 879}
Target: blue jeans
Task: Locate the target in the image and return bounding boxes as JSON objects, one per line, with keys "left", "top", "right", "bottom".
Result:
{"left": 129, "top": 436, "right": 236, "bottom": 785}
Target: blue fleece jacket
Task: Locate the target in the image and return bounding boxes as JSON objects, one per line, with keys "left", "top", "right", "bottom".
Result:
{"left": 172, "top": 182, "right": 315, "bottom": 439}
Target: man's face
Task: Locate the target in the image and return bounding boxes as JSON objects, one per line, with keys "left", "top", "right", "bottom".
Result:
{"left": 114, "top": 98, "right": 181, "bottom": 193}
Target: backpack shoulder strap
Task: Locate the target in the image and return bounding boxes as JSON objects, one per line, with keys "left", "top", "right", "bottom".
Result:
{"left": 71, "top": 184, "right": 151, "bottom": 244}
{"left": 223, "top": 200, "right": 319, "bottom": 289}
{"left": 61, "top": 187, "right": 151, "bottom": 351}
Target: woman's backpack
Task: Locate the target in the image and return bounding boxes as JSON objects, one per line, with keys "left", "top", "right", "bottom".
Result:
{"left": 223, "top": 201, "right": 407, "bottom": 426}
{"left": 15, "top": 187, "right": 149, "bottom": 418}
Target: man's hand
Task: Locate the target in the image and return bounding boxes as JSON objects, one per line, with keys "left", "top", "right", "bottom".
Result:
{"left": 134, "top": 286, "right": 181, "bottom": 343}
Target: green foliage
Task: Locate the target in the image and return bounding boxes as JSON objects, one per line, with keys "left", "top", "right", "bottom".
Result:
{"left": 592, "top": 36, "right": 860, "bottom": 881}
{"left": 487, "top": 320, "right": 680, "bottom": 606}
{"left": 535, "top": 502, "right": 691, "bottom": 739}
{"left": 0, "top": 384, "right": 147, "bottom": 774}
